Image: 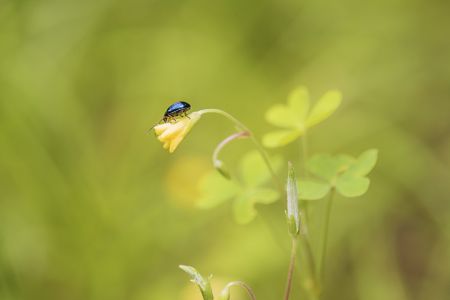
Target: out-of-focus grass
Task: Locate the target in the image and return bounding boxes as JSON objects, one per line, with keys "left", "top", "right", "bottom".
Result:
{"left": 1, "top": 0, "right": 449, "bottom": 299}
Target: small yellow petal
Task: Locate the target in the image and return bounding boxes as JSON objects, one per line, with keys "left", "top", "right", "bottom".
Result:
{"left": 158, "top": 120, "right": 187, "bottom": 141}
{"left": 154, "top": 123, "right": 171, "bottom": 135}
{"left": 153, "top": 112, "right": 202, "bottom": 153}
{"left": 169, "top": 135, "right": 184, "bottom": 153}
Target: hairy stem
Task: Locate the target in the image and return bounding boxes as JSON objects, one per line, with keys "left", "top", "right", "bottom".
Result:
{"left": 296, "top": 217, "right": 320, "bottom": 300}
{"left": 213, "top": 131, "right": 250, "bottom": 164}
{"left": 224, "top": 281, "right": 257, "bottom": 300}
{"left": 318, "top": 188, "right": 335, "bottom": 284}
{"left": 199, "top": 109, "right": 283, "bottom": 191}
{"left": 300, "top": 131, "right": 309, "bottom": 178}
{"left": 284, "top": 237, "right": 298, "bottom": 300}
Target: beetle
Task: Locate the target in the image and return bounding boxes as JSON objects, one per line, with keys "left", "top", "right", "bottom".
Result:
{"left": 162, "top": 101, "right": 191, "bottom": 122}
{"left": 150, "top": 101, "right": 192, "bottom": 130}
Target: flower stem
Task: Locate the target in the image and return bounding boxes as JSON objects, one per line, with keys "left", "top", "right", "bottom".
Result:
{"left": 318, "top": 188, "right": 335, "bottom": 284}
{"left": 212, "top": 131, "right": 250, "bottom": 179}
{"left": 283, "top": 237, "right": 298, "bottom": 300}
{"left": 224, "top": 281, "right": 257, "bottom": 300}
{"left": 213, "top": 131, "right": 250, "bottom": 164}
{"left": 199, "top": 109, "right": 283, "bottom": 191}
{"left": 300, "top": 131, "right": 309, "bottom": 178}
{"left": 296, "top": 217, "right": 320, "bottom": 300}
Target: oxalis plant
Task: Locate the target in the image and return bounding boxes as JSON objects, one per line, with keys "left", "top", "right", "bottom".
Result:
{"left": 152, "top": 86, "right": 378, "bottom": 300}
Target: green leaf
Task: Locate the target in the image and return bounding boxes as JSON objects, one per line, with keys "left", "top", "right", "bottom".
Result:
{"left": 298, "top": 180, "right": 331, "bottom": 200}
{"left": 262, "top": 129, "right": 302, "bottom": 148}
{"left": 307, "top": 153, "right": 356, "bottom": 182}
{"left": 240, "top": 150, "right": 282, "bottom": 186}
{"left": 248, "top": 188, "right": 279, "bottom": 204}
{"left": 306, "top": 90, "right": 342, "bottom": 127}
{"left": 196, "top": 171, "right": 239, "bottom": 209}
{"left": 265, "top": 86, "right": 309, "bottom": 128}
{"left": 347, "top": 149, "right": 378, "bottom": 176}
{"left": 307, "top": 154, "right": 344, "bottom": 182}
{"left": 179, "top": 265, "right": 213, "bottom": 300}
{"left": 233, "top": 195, "right": 257, "bottom": 224}
{"left": 288, "top": 86, "right": 310, "bottom": 124}
{"left": 265, "top": 104, "right": 298, "bottom": 128}
{"left": 232, "top": 188, "right": 279, "bottom": 224}
{"left": 335, "top": 154, "right": 355, "bottom": 169}
{"left": 335, "top": 173, "right": 370, "bottom": 197}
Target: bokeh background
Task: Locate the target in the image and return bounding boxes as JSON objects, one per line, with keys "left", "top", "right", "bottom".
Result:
{"left": 1, "top": 0, "right": 450, "bottom": 299}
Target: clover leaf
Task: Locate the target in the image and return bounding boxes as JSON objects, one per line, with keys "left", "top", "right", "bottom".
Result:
{"left": 298, "top": 149, "right": 378, "bottom": 200}
{"left": 197, "top": 150, "right": 281, "bottom": 224}
{"left": 263, "top": 86, "right": 342, "bottom": 148}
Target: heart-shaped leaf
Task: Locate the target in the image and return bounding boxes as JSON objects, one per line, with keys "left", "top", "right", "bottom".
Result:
{"left": 197, "top": 150, "right": 281, "bottom": 223}
{"left": 347, "top": 149, "right": 378, "bottom": 176}
{"left": 265, "top": 86, "right": 310, "bottom": 128}
{"left": 287, "top": 86, "right": 310, "bottom": 124}
{"left": 263, "top": 86, "right": 343, "bottom": 148}
{"left": 240, "top": 150, "right": 282, "bottom": 186}
{"left": 335, "top": 173, "right": 370, "bottom": 197}
{"left": 233, "top": 188, "right": 279, "bottom": 224}
{"left": 298, "top": 180, "right": 331, "bottom": 200}
{"left": 196, "top": 172, "right": 239, "bottom": 208}
{"left": 262, "top": 129, "right": 302, "bottom": 148}
{"left": 304, "top": 149, "right": 377, "bottom": 199}
{"left": 306, "top": 90, "right": 342, "bottom": 127}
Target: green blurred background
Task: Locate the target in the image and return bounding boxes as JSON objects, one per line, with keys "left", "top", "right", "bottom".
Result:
{"left": 1, "top": 0, "right": 450, "bottom": 299}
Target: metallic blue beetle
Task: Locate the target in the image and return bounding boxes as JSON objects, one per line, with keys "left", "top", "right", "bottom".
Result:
{"left": 163, "top": 101, "right": 191, "bottom": 122}
{"left": 151, "top": 101, "right": 192, "bottom": 130}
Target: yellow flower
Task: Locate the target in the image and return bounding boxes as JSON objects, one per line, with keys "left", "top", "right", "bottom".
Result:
{"left": 154, "top": 112, "right": 201, "bottom": 153}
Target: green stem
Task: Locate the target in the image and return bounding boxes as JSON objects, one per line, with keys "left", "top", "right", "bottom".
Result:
{"left": 318, "top": 188, "right": 335, "bottom": 284}
{"left": 224, "top": 281, "right": 257, "bottom": 300}
{"left": 199, "top": 109, "right": 283, "bottom": 191}
{"left": 300, "top": 131, "right": 309, "bottom": 178}
{"left": 284, "top": 237, "right": 298, "bottom": 300}
{"left": 298, "top": 224, "right": 320, "bottom": 300}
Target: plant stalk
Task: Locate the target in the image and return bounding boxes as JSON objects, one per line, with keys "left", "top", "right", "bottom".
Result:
{"left": 284, "top": 237, "right": 298, "bottom": 300}
{"left": 199, "top": 109, "right": 283, "bottom": 191}
{"left": 318, "top": 188, "right": 335, "bottom": 284}
{"left": 224, "top": 281, "right": 257, "bottom": 300}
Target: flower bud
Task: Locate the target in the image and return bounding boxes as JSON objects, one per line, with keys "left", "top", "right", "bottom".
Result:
{"left": 286, "top": 161, "right": 300, "bottom": 236}
{"left": 153, "top": 112, "right": 201, "bottom": 153}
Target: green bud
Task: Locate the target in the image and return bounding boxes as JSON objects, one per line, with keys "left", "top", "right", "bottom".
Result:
{"left": 214, "top": 160, "right": 231, "bottom": 180}
{"left": 179, "top": 265, "right": 214, "bottom": 300}
{"left": 287, "top": 162, "right": 300, "bottom": 236}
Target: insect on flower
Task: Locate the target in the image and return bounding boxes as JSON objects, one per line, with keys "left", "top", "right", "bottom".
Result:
{"left": 162, "top": 101, "right": 191, "bottom": 123}
{"left": 152, "top": 101, "right": 201, "bottom": 153}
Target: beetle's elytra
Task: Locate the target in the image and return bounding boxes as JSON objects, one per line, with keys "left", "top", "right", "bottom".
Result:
{"left": 163, "top": 101, "right": 191, "bottom": 122}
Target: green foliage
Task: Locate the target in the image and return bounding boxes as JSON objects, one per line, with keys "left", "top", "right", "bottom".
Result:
{"left": 299, "top": 149, "right": 378, "bottom": 199}
{"left": 197, "top": 150, "right": 281, "bottom": 223}
{"left": 179, "top": 265, "right": 214, "bottom": 300}
{"left": 263, "top": 87, "right": 342, "bottom": 148}
{"left": 298, "top": 180, "right": 331, "bottom": 200}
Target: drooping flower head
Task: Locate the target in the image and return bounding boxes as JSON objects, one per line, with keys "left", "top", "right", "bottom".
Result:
{"left": 154, "top": 111, "right": 201, "bottom": 153}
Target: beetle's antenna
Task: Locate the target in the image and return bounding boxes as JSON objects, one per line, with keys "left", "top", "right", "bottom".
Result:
{"left": 147, "top": 118, "right": 163, "bottom": 133}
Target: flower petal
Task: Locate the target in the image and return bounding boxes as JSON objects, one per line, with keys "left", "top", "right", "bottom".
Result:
{"left": 157, "top": 120, "right": 186, "bottom": 141}
{"left": 169, "top": 134, "right": 184, "bottom": 153}
{"left": 154, "top": 123, "right": 171, "bottom": 135}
